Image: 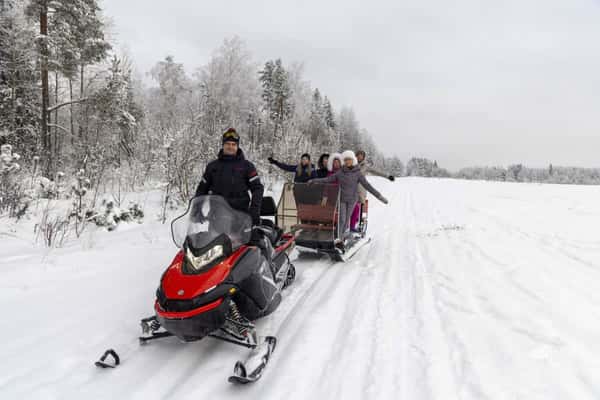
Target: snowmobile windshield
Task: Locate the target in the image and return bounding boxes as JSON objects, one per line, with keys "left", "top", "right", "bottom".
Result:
{"left": 171, "top": 196, "right": 252, "bottom": 250}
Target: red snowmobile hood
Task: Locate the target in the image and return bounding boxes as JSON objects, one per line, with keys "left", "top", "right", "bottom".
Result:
{"left": 161, "top": 247, "right": 248, "bottom": 300}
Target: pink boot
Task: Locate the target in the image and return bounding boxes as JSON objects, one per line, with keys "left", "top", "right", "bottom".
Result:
{"left": 350, "top": 202, "right": 361, "bottom": 231}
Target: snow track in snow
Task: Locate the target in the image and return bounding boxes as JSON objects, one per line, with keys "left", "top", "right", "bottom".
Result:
{"left": 4, "top": 178, "right": 600, "bottom": 399}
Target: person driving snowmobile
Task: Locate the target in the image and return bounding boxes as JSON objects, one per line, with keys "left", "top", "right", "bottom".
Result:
{"left": 194, "top": 128, "right": 277, "bottom": 270}
{"left": 194, "top": 128, "right": 264, "bottom": 226}
{"left": 309, "top": 150, "right": 388, "bottom": 243}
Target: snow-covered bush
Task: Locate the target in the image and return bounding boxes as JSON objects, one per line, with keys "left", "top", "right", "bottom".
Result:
{"left": 89, "top": 196, "right": 144, "bottom": 231}
{"left": 0, "top": 144, "right": 31, "bottom": 218}
{"left": 37, "top": 172, "right": 66, "bottom": 199}
{"left": 69, "top": 169, "right": 92, "bottom": 237}
{"left": 34, "top": 201, "right": 70, "bottom": 248}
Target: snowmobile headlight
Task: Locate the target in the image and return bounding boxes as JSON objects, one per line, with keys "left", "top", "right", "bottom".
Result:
{"left": 186, "top": 245, "right": 224, "bottom": 271}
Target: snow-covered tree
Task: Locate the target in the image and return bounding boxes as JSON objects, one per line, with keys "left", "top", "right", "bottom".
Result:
{"left": 337, "top": 107, "right": 360, "bottom": 150}
{"left": 199, "top": 37, "right": 261, "bottom": 141}
{"left": 385, "top": 156, "right": 404, "bottom": 177}
{"left": 0, "top": 2, "right": 39, "bottom": 157}
{"left": 25, "top": 0, "right": 110, "bottom": 176}
{"left": 259, "top": 58, "right": 294, "bottom": 141}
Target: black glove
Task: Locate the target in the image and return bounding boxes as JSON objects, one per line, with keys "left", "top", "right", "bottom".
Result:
{"left": 268, "top": 157, "right": 275, "bottom": 164}
{"left": 388, "top": 175, "right": 395, "bottom": 182}
{"left": 379, "top": 196, "right": 389, "bottom": 205}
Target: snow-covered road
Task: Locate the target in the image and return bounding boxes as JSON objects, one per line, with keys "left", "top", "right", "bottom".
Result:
{"left": 3, "top": 178, "right": 600, "bottom": 399}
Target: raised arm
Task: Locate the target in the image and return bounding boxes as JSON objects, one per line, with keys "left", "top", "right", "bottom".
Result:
{"left": 367, "top": 165, "right": 395, "bottom": 181}
{"left": 268, "top": 157, "right": 297, "bottom": 173}
{"left": 366, "top": 166, "right": 388, "bottom": 178}
{"left": 358, "top": 174, "right": 388, "bottom": 204}
{"left": 309, "top": 171, "right": 340, "bottom": 184}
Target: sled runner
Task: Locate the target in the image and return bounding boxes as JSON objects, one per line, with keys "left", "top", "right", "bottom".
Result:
{"left": 276, "top": 183, "right": 371, "bottom": 261}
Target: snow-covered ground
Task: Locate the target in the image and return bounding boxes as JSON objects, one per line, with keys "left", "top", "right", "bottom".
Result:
{"left": 3, "top": 177, "right": 600, "bottom": 399}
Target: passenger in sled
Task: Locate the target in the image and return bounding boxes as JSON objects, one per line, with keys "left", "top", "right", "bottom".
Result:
{"left": 268, "top": 152, "right": 316, "bottom": 182}
{"left": 309, "top": 150, "right": 389, "bottom": 247}
{"left": 351, "top": 149, "right": 396, "bottom": 232}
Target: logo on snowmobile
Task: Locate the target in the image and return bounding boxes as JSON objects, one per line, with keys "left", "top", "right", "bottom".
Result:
{"left": 177, "top": 289, "right": 185, "bottom": 296}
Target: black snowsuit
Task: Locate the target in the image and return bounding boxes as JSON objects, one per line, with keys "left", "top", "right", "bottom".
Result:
{"left": 195, "top": 149, "right": 264, "bottom": 225}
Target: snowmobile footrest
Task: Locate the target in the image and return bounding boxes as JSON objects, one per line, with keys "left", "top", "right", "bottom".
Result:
{"left": 209, "top": 332, "right": 257, "bottom": 348}
{"left": 95, "top": 349, "right": 120, "bottom": 368}
{"left": 139, "top": 331, "right": 173, "bottom": 344}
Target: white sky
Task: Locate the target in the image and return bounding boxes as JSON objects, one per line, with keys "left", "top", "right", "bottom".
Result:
{"left": 102, "top": 0, "right": 600, "bottom": 170}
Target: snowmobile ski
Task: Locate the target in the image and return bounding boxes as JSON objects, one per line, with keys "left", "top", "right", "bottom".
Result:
{"left": 228, "top": 336, "right": 277, "bottom": 384}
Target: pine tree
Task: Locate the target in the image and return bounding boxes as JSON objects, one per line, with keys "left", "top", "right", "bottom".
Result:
{"left": 337, "top": 107, "right": 360, "bottom": 150}
{"left": 25, "top": 0, "right": 110, "bottom": 176}
{"left": 259, "top": 58, "right": 293, "bottom": 140}
{"left": 323, "top": 96, "right": 335, "bottom": 129}
{"left": 308, "top": 88, "right": 325, "bottom": 143}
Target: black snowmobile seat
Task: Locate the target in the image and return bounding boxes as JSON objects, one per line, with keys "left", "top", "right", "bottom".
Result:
{"left": 259, "top": 197, "right": 283, "bottom": 244}
{"left": 258, "top": 221, "right": 283, "bottom": 245}
{"left": 260, "top": 197, "right": 277, "bottom": 216}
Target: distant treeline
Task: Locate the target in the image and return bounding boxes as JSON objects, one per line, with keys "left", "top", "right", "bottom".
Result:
{"left": 455, "top": 164, "right": 600, "bottom": 185}
{"left": 404, "top": 158, "right": 600, "bottom": 185}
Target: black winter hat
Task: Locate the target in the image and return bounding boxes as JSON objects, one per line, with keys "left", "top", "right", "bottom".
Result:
{"left": 222, "top": 128, "right": 240, "bottom": 145}
{"left": 301, "top": 153, "right": 311, "bottom": 160}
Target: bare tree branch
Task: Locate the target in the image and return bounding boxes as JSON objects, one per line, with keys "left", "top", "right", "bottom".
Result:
{"left": 47, "top": 123, "right": 70, "bottom": 134}
{"left": 47, "top": 98, "right": 88, "bottom": 113}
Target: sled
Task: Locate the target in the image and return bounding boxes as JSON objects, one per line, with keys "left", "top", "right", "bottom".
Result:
{"left": 276, "top": 183, "right": 370, "bottom": 261}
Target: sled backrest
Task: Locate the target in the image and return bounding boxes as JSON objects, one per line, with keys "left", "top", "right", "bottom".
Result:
{"left": 276, "top": 183, "right": 339, "bottom": 234}
{"left": 294, "top": 183, "right": 339, "bottom": 223}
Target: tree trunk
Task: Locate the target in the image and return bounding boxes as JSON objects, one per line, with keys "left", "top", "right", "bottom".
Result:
{"left": 40, "top": 4, "right": 50, "bottom": 176}
{"left": 54, "top": 71, "right": 59, "bottom": 171}
{"left": 69, "top": 78, "right": 74, "bottom": 145}
{"left": 78, "top": 64, "right": 85, "bottom": 142}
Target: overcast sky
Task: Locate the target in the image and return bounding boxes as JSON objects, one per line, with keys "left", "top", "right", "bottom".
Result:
{"left": 102, "top": 0, "right": 600, "bottom": 170}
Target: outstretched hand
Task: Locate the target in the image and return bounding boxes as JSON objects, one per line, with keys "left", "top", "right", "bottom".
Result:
{"left": 388, "top": 175, "right": 395, "bottom": 182}
{"left": 267, "top": 157, "right": 275, "bottom": 164}
{"left": 380, "top": 196, "right": 389, "bottom": 205}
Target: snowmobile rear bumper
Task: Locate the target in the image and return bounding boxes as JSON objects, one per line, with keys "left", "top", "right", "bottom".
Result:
{"left": 155, "top": 297, "right": 229, "bottom": 341}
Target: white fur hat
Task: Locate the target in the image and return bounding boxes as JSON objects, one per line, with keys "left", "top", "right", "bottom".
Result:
{"left": 341, "top": 150, "right": 358, "bottom": 166}
{"left": 327, "top": 152, "right": 343, "bottom": 172}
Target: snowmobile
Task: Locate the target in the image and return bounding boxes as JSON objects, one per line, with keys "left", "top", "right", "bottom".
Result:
{"left": 130, "top": 195, "right": 295, "bottom": 383}
{"left": 276, "top": 183, "right": 371, "bottom": 262}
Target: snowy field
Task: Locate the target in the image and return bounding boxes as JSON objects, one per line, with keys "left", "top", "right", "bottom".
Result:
{"left": 2, "top": 177, "right": 600, "bottom": 399}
